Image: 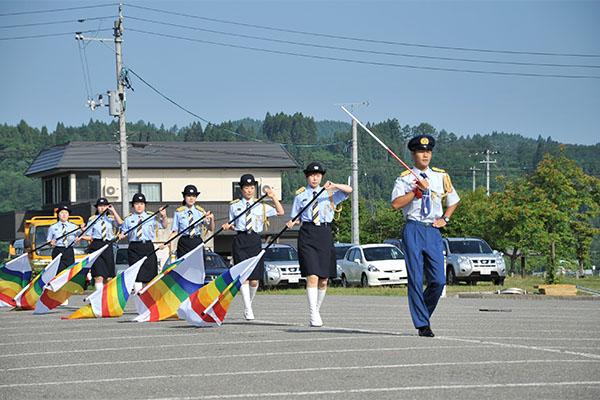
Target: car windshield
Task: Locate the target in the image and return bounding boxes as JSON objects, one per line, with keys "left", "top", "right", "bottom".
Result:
{"left": 335, "top": 246, "right": 352, "bottom": 260}
{"left": 205, "top": 254, "right": 228, "bottom": 270}
{"left": 363, "top": 247, "right": 404, "bottom": 261}
{"left": 115, "top": 249, "right": 128, "bottom": 264}
{"left": 448, "top": 240, "right": 493, "bottom": 254}
{"left": 264, "top": 247, "right": 298, "bottom": 261}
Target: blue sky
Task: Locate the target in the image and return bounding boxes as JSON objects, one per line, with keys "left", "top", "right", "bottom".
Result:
{"left": 1, "top": 0, "right": 599, "bottom": 145}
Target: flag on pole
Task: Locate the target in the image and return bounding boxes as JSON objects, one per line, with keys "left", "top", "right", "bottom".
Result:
{"left": 34, "top": 245, "right": 108, "bottom": 314}
{"left": 0, "top": 254, "right": 32, "bottom": 307}
{"left": 177, "top": 250, "right": 264, "bottom": 327}
{"left": 13, "top": 254, "right": 61, "bottom": 310}
{"left": 133, "top": 244, "right": 205, "bottom": 322}
{"left": 64, "top": 257, "right": 144, "bottom": 319}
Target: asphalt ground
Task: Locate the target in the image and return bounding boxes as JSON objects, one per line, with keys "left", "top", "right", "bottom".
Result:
{"left": 0, "top": 293, "right": 599, "bottom": 399}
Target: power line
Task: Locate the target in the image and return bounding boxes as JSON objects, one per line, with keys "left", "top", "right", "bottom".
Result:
{"left": 0, "top": 16, "right": 117, "bottom": 29}
{"left": 0, "top": 4, "right": 118, "bottom": 17}
{"left": 127, "top": 16, "right": 600, "bottom": 69}
{"left": 127, "top": 28, "right": 600, "bottom": 80}
{"left": 0, "top": 28, "right": 112, "bottom": 41}
{"left": 125, "top": 3, "right": 600, "bottom": 59}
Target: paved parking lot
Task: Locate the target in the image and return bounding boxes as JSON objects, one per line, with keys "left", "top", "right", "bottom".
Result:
{"left": 1, "top": 294, "right": 599, "bottom": 399}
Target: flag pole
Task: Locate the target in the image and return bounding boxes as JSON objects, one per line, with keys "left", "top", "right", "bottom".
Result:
{"left": 340, "top": 106, "right": 421, "bottom": 181}
{"left": 65, "top": 208, "right": 110, "bottom": 250}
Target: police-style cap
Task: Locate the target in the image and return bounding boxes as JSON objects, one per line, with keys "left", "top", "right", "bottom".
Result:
{"left": 94, "top": 197, "right": 110, "bottom": 207}
{"left": 131, "top": 193, "right": 147, "bottom": 204}
{"left": 182, "top": 185, "right": 199, "bottom": 196}
{"left": 408, "top": 135, "right": 435, "bottom": 151}
{"left": 303, "top": 162, "right": 326, "bottom": 175}
{"left": 56, "top": 204, "right": 71, "bottom": 214}
{"left": 239, "top": 174, "right": 257, "bottom": 187}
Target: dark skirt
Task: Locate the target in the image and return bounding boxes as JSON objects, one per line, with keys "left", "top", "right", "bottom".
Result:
{"left": 52, "top": 246, "right": 75, "bottom": 274}
{"left": 128, "top": 241, "right": 158, "bottom": 283}
{"left": 89, "top": 240, "right": 115, "bottom": 279}
{"left": 176, "top": 235, "right": 204, "bottom": 259}
{"left": 232, "top": 231, "right": 264, "bottom": 281}
{"left": 298, "top": 223, "right": 336, "bottom": 279}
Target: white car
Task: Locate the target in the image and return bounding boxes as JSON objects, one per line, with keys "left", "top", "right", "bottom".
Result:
{"left": 340, "top": 244, "right": 408, "bottom": 287}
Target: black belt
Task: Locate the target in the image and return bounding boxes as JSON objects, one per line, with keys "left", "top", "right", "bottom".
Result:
{"left": 407, "top": 220, "right": 437, "bottom": 228}
{"left": 130, "top": 240, "right": 153, "bottom": 244}
{"left": 303, "top": 222, "right": 331, "bottom": 227}
{"left": 92, "top": 239, "right": 112, "bottom": 242}
{"left": 236, "top": 230, "right": 257, "bottom": 235}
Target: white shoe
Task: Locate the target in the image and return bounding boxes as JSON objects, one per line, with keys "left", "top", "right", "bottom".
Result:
{"left": 310, "top": 311, "right": 323, "bottom": 327}
{"left": 244, "top": 307, "right": 255, "bottom": 320}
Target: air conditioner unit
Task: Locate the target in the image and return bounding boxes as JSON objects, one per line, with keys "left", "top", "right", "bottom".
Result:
{"left": 104, "top": 185, "right": 120, "bottom": 198}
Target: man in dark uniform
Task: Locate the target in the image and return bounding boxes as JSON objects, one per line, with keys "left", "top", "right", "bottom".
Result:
{"left": 286, "top": 162, "right": 352, "bottom": 327}
{"left": 391, "top": 135, "right": 460, "bottom": 337}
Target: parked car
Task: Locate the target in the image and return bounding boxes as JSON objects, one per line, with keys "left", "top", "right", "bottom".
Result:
{"left": 204, "top": 251, "right": 230, "bottom": 284}
{"left": 261, "top": 244, "right": 303, "bottom": 287}
{"left": 340, "top": 244, "right": 407, "bottom": 287}
{"left": 332, "top": 243, "right": 353, "bottom": 284}
{"left": 383, "top": 238, "right": 403, "bottom": 250}
{"left": 114, "top": 244, "right": 130, "bottom": 276}
{"left": 443, "top": 238, "right": 506, "bottom": 285}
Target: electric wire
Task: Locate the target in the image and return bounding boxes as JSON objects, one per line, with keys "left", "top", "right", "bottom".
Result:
{"left": 127, "top": 16, "right": 600, "bottom": 69}
{"left": 0, "top": 15, "right": 117, "bottom": 29}
{"left": 127, "top": 28, "right": 600, "bottom": 79}
{"left": 0, "top": 4, "right": 118, "bottom": 17}
{"left": 125, "top": 3, "right": 600, "bottom": 58}
{"left": 0, "top": 28, "right": 112, "bottom": 41}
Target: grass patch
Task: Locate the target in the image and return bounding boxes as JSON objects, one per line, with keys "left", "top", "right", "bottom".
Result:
{"left": 258, "top": 276, "right": 600, "bottom": 296}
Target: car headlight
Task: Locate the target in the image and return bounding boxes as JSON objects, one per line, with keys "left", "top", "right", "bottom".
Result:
{"left": 458, "top": 256, "right": 472, "bottom": 267}
{"left": 267, "top": 264, "right": 278, "bottom": 272}
{"left": 496, "top": 256, "right": 505, "bottom": 266}
{"left": 367, "top": 264, "right": 379, "bottom": 272}
{"left": 336, "top": 265, "right": 342, "bottom": 272}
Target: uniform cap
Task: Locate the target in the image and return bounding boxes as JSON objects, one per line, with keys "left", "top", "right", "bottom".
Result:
{"left": 56, "top": 204, "right": 71, "bottom": 214}
{"left": 182, "top": 185, "right": 199, "bottom": 196}
{"left": 408, "top": 135, "right": 435, "bottom": 151}
{"left": 131, "top": 193, "right": 147, "bottom": 204}
{"left": 94, "top": 197, "right": 111, "bottom": 207}
{"left": 239, "top": 174, "right": 257, "bottom": 187}
{"left": 303, "top": 162, "right": 326, "bottom": 175}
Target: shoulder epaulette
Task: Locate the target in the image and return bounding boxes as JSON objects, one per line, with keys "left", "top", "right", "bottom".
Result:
{"left": 230, "top": 199, "right": 241, "bottom": 204}
{"left": 88, "top": 216, "right": 95, "bottom": 221}
{"left": 400, "top": 170, "right": 411, "bottom": 177}
{"left": 124, "top": 213, "right": 132, "bottom": 218}
{"left": 176, "top": 206, "right": 186, "bottom": 212}
{"left": 431, "top": 167, "right": 446, "bottom": 173}
{"left": 296, "top": 187, "right": 306, "bottom": 195}
{"left": 195, "top": 205, "right": 205, "bottom": 212}
{"left": 107, "top": 215, "right": 114, "bottom": 219}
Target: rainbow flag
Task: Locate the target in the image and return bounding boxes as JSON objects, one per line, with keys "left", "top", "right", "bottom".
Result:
{"left": 0, "top": 254, "right": 32, "bottom": 307}
{"left": 13, "top": 254, "right": 61, "bottom": 310}
{"left": 34, "top": 245, "right": 108, "bottom": 314}
{"left": 133, "top": 244, "right": 205, "bottom": 322}
{"left": 64, "top": 257, "right": 143, "bottom": 319}
{"left": 178, "top": 250, "right": 264, "bottom": 327}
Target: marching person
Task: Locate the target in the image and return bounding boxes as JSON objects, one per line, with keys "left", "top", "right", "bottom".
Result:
{"left": 391, "top": 135, "right": 460, "bottom": 337}
{"left": 118, "top": 193, "right": 168, "bottom": 293}
{"left": 222, "top": 174, "right": 284, "bottom": 320}
{"left": 164, "top": 185, "right": 214, "bottom": 259}
{"left": 286, "top": 162, "right": 352, "bottom": 327}
{"left": 46, "top": 205, "right": 80, "bottom": 274}
{"left": 79, "top": 198, "right": 123, "bottom": 292}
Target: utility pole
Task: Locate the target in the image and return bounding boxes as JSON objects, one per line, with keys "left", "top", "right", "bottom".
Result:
{"left": 77, "top": 4, "right": 129, "bottom": 215}
{"left": 336, "top": 101, "right": 368, "bottom": 245}
{"left": 477, "top": 150, "right": 499, "bottom": 196}
{"left": 469, "top": 166, "right": 479, "bottom": 192}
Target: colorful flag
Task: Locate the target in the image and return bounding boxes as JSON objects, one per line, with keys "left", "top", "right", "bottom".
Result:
{"left": 177, "top": 250, "right": 264, "bottom": 327}
{"left": 133, "top": 244, "right": 205, "bottom": 322}
{"left": 64, "top": 257, "right": 144, "bottom": 319}
{"left": 13, "top": 254, "right": 61, "bottom": 310}
{"left": 0, "top": 254, "right": 32, "bottom": 307}
{"left": 34, "top": 245, "right": 108, "bottom": 314}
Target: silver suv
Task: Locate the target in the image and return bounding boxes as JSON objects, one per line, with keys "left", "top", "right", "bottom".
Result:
{"left": 261, "top": 244, "right": 304, "bottom": 287}
{"left": 443, "top": 238, "right": 506, "bottom": 285}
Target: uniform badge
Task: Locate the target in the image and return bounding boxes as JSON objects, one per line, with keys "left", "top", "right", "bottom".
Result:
{"left": 420, "top": 137, "right": 429, "bottom": 145}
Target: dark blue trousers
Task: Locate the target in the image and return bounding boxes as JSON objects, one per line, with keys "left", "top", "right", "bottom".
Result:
{"left": 401, "top": 220, "right": 445, "bottom": 329}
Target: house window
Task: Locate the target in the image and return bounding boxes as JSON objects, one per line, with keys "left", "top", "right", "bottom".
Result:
{"left": 42, "top": 175, "right": 70, "bottom": 205}
{"left": 75, "top": 172, "right": 100, "bottom": 202}
{"left": 232, "top": 182, "right": 259, "bottom": 201}
{"left": 128, "top": 183, "right": 162, "bottom": 202}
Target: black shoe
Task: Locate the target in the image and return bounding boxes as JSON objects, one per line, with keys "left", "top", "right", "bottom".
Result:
{"left": 418, "top": 326, "right": 435, "bottom": 337}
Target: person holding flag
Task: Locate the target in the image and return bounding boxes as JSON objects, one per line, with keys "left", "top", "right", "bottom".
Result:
{"left": 79, "top": 198, "right": 123, "bottom": 292}
{"left": 119, "top": 193, "right": 168, "bottom": 292}
{"left": 391, "top": 135, "right": 460, "bottom": 337}
{"left": 286, "top": 162, "right": 352, "bottom": 327}
{"left": 222, "top": 174, "right": 284, "bottom": 320}
{"left": 46, "top": 205, "right": 81, "bottom": 274}
{"left": 165, "top": 185, "right": 215, "bottom": 258}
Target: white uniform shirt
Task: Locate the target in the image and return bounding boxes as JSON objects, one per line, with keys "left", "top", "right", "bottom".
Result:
{"left": 229, "top": 198, "right": 277, "bottom": 233}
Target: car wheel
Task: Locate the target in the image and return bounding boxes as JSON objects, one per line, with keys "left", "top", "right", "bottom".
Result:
{"left": 468, "top": 280, "right": 477, "bottom": 286}
{"left": 493, "top": 278, "right": 505, "bottom": 286}
{"left": 361, "top": 273, "right": 369, "bottom": 288}
{"left": 341, "top": 274, "right": 348, "bottom": 288}
{"left": 446, "top": 267, "right": 457, "bottom": 285}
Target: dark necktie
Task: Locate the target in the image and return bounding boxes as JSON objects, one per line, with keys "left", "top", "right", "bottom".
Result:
{"left": 62, "top": 223, "right": 67, "bottom": 245}
{"left": 420, "top": 172, "right": 431, "bottom": 216}
{"left": 136, "top": 216, "right": 143, "bottom": 240}
{"left": 188, "top": 210, "right": 195, "bottom": 238}
{"left": 245, "top": 203, "right": 252, "bottom": 231}
{"left": 312, "top": 192, "right": 320, "bottom": 225}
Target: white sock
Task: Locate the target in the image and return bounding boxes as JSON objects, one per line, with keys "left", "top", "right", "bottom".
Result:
{"left": 94, "top": 282, "right": 104, "bottom": 291}
{"left": 317, "top": 288, "right": 326, "bottom": 311}
{"left": 307, "top": 287, "right": 318, "bottom": 312}
{"left": 134, "top": 282, "right": 143, "bottom": 294}
{"left": 249, "top": 285, "right": 258, "bottom": 303}
{"left": 240, "top": 283, "right": 251, "bottom": 310}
